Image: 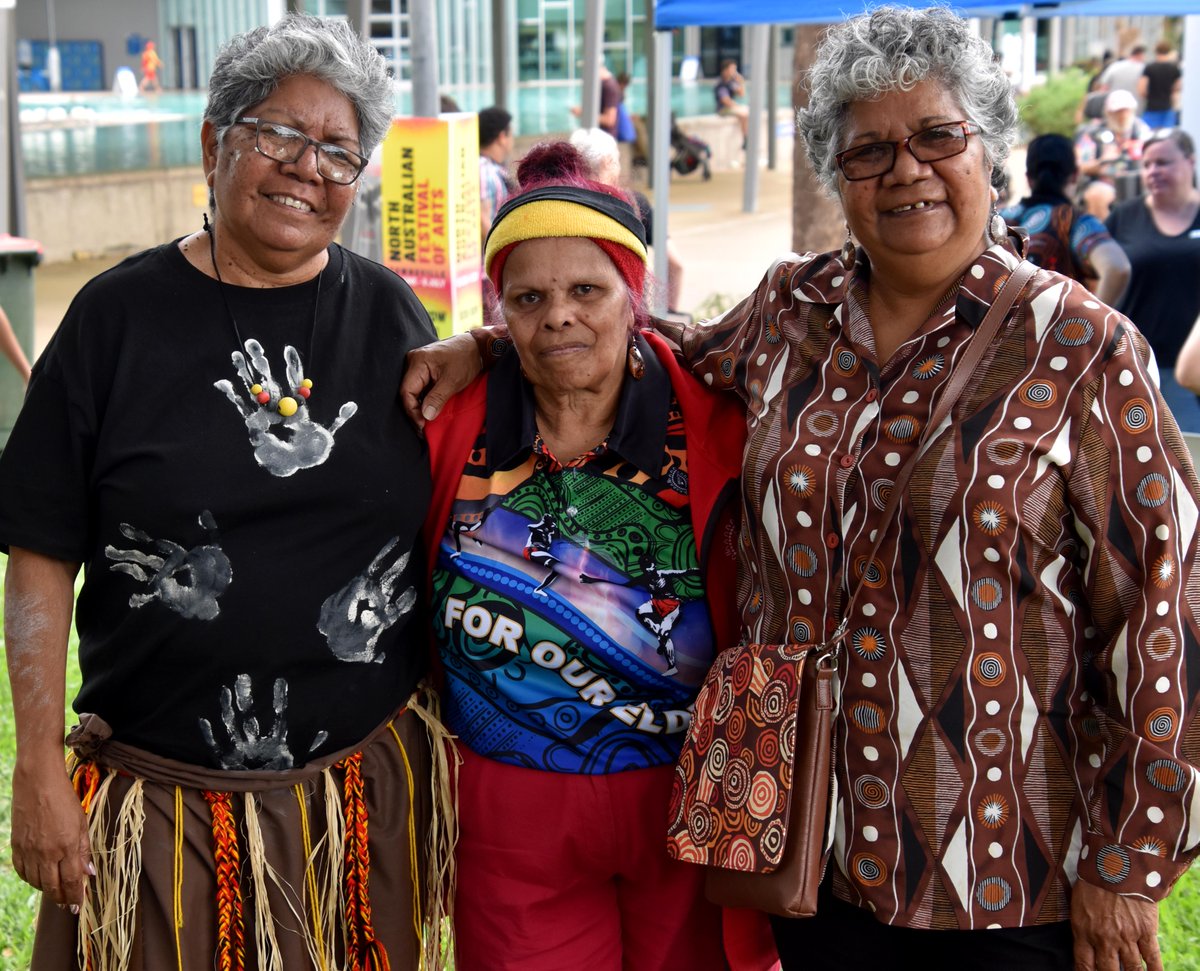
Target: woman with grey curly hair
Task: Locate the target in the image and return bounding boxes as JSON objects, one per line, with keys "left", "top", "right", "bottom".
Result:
{"left": 0, "top": 12, "right": 453, "bottom": 970}
{"left": 660, "top": 8, "right": 1195, "bottom": 970}
{"left": 404, "top": 8, "right": 1200, "bottom": 971}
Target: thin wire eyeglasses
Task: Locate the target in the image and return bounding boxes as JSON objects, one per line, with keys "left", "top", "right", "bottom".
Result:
{"left": 835, "top": 121, "right": 982, "bottom": 182}
{"left": 237, "top": 117, "right": 368, "bottom": 186}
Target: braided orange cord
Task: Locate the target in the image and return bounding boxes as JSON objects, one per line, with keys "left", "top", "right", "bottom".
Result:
{"left": 203, "top": 790, "right": 246, "bottom": 971}
{"left": 71, "top": 760, "right": 102, "bottom": 814}
{"left": 69, "top": 759, "right": 100, "bottom": 971}
{"left": 339, "top": 752, "right": 391, "bottom": 971}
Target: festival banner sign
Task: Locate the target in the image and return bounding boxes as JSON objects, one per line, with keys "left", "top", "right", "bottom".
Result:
{"left": 381, "top": 113, "right": 482, "bottom": 337}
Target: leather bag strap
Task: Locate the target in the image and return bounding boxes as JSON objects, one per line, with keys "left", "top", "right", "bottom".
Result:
{"left": 835, "top": 259, "right": 1038, "bottom": 625}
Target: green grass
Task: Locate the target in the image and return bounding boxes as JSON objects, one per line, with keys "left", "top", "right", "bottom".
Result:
{"left": 0, "top": 556, "right": 1197, "bottom": 967}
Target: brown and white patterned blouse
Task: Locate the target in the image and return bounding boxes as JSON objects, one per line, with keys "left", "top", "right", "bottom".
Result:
{"left": 660, "top": 240, "right": 1200, "bottom": 929}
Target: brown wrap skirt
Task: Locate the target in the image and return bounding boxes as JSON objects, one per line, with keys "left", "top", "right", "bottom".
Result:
{"left": 31, "top": 687, "right": 455, "bottom": 971}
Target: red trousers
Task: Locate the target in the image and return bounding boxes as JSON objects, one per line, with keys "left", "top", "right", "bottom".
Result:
{"left": 453, "top": 748, "right": 727, "bottom": 971}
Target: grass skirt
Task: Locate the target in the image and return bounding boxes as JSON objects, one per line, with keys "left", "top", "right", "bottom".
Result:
{"left": 31, "top": 687, "right": 456, "bottom": 971}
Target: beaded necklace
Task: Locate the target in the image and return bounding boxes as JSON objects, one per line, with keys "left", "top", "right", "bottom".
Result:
{"left": 204, "top": 214, "right": 320, "bottom": 417}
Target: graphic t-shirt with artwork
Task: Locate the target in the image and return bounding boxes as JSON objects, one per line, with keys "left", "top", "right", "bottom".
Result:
{"left": 431, "top": 351, "right": 716, "bottom": 774}
{"left": 0, "top": 241, "right": 435, "bottom": 769}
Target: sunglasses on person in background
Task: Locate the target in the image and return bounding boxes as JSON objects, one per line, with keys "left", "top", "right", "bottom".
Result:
{"left": 237, "top": 117, "right": 368, "bottom": 185}
{"left": 835, "top": 121, "right": 982, "bottom": 181}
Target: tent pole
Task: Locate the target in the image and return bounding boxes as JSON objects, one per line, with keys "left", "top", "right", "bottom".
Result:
{"left": 651, "top": 28, "right": 672, "bottom": 315}
{"left": 742, "top": 23, "right": 769, "bottom": 213}
{"left": 410, "top": 0, "right": 439, "bottom": 116}
{"left": 1184, "top": 17, "right": 1200, "bottom": 145}
{"left": 581, "top": 0, "right": 603, "bottom": 130}
{"left": 767, "top": 25, "right": 778, "bottom": 171}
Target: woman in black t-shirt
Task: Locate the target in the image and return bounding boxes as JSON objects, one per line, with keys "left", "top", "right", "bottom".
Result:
{"left": 0, "top": 15, "right": 448, "bottom": 970}
{"left": 1107, "top": 129, "right": 1200, "bottom": 432}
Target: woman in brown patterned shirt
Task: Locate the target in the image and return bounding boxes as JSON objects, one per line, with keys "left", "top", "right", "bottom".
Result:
{"left": 403, "top": 9, "right": 1200, "bottom": 970}
{"left": 657, "top": 9, "right": 1199, "bottom": 971}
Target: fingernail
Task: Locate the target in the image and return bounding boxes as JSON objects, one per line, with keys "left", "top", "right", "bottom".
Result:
{"left": 86, "top": 862, "right": 96, "bottom": 877}
{"left": 422, "top": 405, "right": 438, "bottom": 422}
{"left": 70, "top": 904, "right": 79, "bottom": 915}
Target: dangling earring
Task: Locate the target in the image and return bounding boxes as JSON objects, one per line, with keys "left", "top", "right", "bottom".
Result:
{"left": 840, "top": 224, "right": 856, "bottom": 270}
{"left": 627, "top": 337, "right": 646, "bottom": 381}
{"left": 988, "top": 208, "right": 1008, "bottom": 245}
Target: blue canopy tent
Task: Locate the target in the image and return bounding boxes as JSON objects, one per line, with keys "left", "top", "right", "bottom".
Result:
{"left": 644, "top": 0, "right": 1197, "bottom": 310}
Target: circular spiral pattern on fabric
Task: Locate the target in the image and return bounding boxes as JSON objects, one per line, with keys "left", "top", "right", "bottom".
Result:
{"left": 1145, "top": 707, "right": 1177, "bottom": 742}
{"left": 722, "top": 756, "right": 752, "bottom": 810}
{"left": 761, "top": 819, "right": 787, "bottom": 864}
{"left": 1121, "top": 398, "right": 1152, "bottom": 433}
{"left": 704, "top": 738, "right": 730, "bottom": 781}
{"left": 726, "top": 835, "right": 756, "bottom": 870}
{"left": 852, "top": 852, "right": 888, "bottom": 886}
{"left": 854, "top": 775, "right": 890, "bottom": 809}
{"left": 688, "top": 803, "right": 715, "bottom": 844}
{"left": 1019, "top": 379, "right": 1056, "bottom": 408}
{"left": 748, "top": 772, "right": 778, "bottom": 820}
{"left": 790, "top": 616, "right": 815, "bottom": 643}
{"left": 760, "top": 682, "right": 789, "bottom": 724}
{"left": 972, "top": 652, "right": 1006, "bottom": 686}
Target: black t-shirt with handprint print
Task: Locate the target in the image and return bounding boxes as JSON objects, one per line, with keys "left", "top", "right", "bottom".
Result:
{"left": 0, "top": 241, "right": 436, "bottom": 769}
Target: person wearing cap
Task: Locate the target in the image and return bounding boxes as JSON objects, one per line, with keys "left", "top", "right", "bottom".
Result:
{"left": 1075, "top": 88, "right": 1152, "bottom": 220}
{"left": 417, "top": 141, "right": 772, "bottom": 970}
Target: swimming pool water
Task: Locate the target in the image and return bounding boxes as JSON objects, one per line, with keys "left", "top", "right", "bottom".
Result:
{"left": 20, "top": 82, "right": 794, "bottom": 179}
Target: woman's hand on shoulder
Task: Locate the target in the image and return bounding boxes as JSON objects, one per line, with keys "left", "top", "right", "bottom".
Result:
{"left": 10, "top": 761, "right": 93, "bottom": 909}
{"left": 400, "top": 331, "right": 486, "bottom": 431}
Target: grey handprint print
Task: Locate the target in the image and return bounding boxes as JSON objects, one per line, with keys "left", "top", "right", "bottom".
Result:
{"left": 318, "top": 537, "right": 417, "bottom": 664}
{"left": 199, "top": 674, "right": 328, "bottom": 770}
{"left": 105, "top": 510, "right": 232, "bottom": 620}
{"left": 214, "top": 338, "right": 357, "bottom": 478}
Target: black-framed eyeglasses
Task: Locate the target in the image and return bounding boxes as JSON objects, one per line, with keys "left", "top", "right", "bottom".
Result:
{"left": 237, "top": 117, "right": 368, "bottom": 186}
{"left": 835, "top": 121, "right": 982, "bottom": 182}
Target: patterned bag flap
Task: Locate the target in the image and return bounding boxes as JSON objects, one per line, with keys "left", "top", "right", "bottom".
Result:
{"left": 667, "top": 641, "right": 815, "bottom": 874}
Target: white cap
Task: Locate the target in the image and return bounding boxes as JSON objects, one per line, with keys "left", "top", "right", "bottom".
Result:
{"left": 1105, "top": 89, "right": 1138, "bottom": 113}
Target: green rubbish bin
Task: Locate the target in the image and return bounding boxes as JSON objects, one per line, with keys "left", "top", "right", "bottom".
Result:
{"left": 0, "top": 235, "right": 41, "bottom": 450}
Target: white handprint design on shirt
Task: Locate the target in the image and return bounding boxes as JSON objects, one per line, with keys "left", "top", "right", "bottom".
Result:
{"left": 318, "top": 537, "right": 417, "bottom": 663}
{"left": 214, "top": 339, "right": 357, "bottom": 478}
{"left": 105, "top": 510, "right": 232, "bottom": 620}
{"left": 198, "top": 674, "right": 326, "bottom": 770}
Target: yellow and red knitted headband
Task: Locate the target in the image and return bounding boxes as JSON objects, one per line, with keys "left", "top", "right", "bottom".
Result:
{"left": 483, "top": 186, "right": 649, "bottom": 295}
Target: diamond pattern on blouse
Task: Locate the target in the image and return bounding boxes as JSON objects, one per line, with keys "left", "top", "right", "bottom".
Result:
{"left": 667, "top": 243, "right": 1200, "bottom": 929}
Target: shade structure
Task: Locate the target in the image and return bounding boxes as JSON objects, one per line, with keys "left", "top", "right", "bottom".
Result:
{"left": 655, "top": 0, "right": 1200, "bottom": 27}
{"left": 655, "top": 0, "right": 1023, "bottom": 28}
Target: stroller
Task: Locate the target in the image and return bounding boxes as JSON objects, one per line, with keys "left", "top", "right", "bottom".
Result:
{"left": 670, "top": 117, "right": 712, "bottom": 180}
